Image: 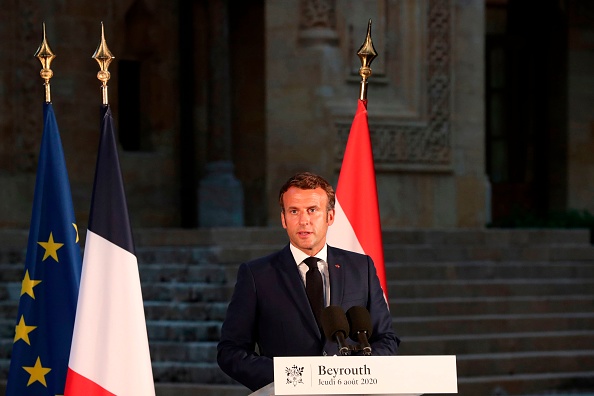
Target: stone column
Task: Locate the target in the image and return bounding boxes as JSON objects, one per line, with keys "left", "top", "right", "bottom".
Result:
{"left": 198, "top": 0, "right": 244, "bottom": 226}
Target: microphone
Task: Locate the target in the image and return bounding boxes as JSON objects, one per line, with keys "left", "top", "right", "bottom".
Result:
{"left": 346, "top": 306, "right": 373, "bottom": 355}
{"left": 321, "top": 306, "right": 351, "bottom": 356}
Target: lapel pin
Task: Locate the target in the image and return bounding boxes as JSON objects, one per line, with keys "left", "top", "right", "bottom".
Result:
{"left": 335, "top": 264, "right": 341, "bottom": 268}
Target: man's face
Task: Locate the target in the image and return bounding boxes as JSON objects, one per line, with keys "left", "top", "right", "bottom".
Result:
{"left": 280, "top": 186, "right": 335, "bottom": 255}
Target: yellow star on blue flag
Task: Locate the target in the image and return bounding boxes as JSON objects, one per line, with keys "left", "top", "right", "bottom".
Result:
{"left": 37, "top": 232, "right": 64, "bottom": 262}
{"left": 20, "top": 270, "right": 42, "bottom": 299}
{"left": 14, "top": 316, "right": 37, "bottom": 345}
{"left": 23, "top": 356, "right": 52, "bottom": 387}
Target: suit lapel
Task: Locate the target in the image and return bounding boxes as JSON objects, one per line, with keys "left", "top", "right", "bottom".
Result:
{"left": 327, "top": 246, "right": 345, "bottom": 306}
{"left": 275, "top": 245, "right": 321, "bottom": 337}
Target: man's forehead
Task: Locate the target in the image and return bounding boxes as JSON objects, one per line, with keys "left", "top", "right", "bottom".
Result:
{"left": 283, "top": 187, "right": 328, "bottom": 204}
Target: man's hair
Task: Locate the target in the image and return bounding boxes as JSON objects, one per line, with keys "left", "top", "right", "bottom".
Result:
{"left": 279, "top": 172, "right": 335, "bottom": 212}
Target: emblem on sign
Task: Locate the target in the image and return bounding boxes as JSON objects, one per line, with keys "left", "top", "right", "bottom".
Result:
{"left": 285, "top": 365, "right": 304, "bottom": 387}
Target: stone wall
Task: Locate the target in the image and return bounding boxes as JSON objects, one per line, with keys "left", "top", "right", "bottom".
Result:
{"left": 265, "top": 0, "right": 489, "bottom": 227}
{"left": 0, "top": 0, "right": 182, "bottom": 229}
{"left": 1, "top": 0, "right": 591, "bottom": 231}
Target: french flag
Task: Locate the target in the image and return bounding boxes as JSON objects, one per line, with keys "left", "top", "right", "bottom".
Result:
{"left": 64, "top": 105, "right": 155, "bottom": 395}
{"left": 327, "top": 99, "right": 388, "bottom": 300}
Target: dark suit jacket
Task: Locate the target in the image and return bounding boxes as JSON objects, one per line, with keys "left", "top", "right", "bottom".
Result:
{"left": 217, "top": 244, "right": 400, "bottom": 391}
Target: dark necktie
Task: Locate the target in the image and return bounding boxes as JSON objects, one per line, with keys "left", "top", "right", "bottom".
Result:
{"left": 304, "top": 256, "right": 324, "bottom": 328}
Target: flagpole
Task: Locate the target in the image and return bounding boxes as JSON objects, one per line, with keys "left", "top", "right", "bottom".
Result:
{"left": 34, "top": 22, "right": 56, "bottom": 103}
{"left": 357, "top": 19, "right": 378, "bottom": 101}
{"left": 92, "top": 22, "right": 115, "bottom": 105}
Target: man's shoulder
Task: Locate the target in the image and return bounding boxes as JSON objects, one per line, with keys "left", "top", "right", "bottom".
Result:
{"left": 327, "top": 245, "right": 369, "bottom": 261}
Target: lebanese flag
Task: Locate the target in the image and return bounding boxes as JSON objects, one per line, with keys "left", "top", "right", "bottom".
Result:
{"left": 64, "top": 105, "right": 155, "bottom": 395}
{"left": 327, "top": 99, "right": 388, "bottom": 300}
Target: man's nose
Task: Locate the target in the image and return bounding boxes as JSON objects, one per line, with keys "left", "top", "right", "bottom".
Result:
{"left": 299, "top": 211, "right": 310, "bottom": 224}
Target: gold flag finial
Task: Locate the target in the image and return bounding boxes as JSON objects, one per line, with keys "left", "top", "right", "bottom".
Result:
{"left": 92, "top": 22, "right": 115, "bottom": 105}
{"left": 357, "top": 19, "right": 378, "bottom": 101}
{"left": 34, "top": 23, "right": 56, "bottom": 103}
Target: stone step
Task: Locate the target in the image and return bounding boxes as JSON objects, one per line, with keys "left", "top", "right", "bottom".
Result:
{"left": 383, "top": 244, "right": 594, "bottom": 263}
{"left": 4, "top": 277, "right": 592, "bottom": 305}
{"left": 213, "top": 245, "right": 285, "bottom": 265}
{"left": 136, "top": 247, "right": 219, "bottom": 266}
{"left": 141, "top": 283, "right": 227, "bottom": 303}
{"left": 154, "top": 383, "right": 247, "bottom": 396}
{"left": 395, "top": 312, "right": 594, "bottom": 336}
{"left": 144, "top": 301, "right": 228, "bottom": 321}
{"left": 151, "top": 361, "right": 233, "bottom": 384}
{"left": 139, "top": 263, "right": 227, "bottom": 284}
{"left": 457, "top": 370, "right": 594, "bottom": 395}
{"left": 0, "top": 319, "right": 16, "bottom": 339}
{"left": 0, "top": 340, "right": 12, "bottom": 360}
{"left": 146, "top": 320, "right": 222, "bottom": 342}
{"left": 0, "top": 262, "right": 229, "bottom": 285}
{"left": 388, "top": 278, "right": 594, "bottom": 299}
{"left": 0, "top": 281, "right": 229, "bottom": 305}
{"left": 379, "top": 228, "right": 593, "bottom": 247}
{"left": 457, "top": 349, "right": 594, "bottom": 378}
{"left": 0, "top": 339, "right": 217, "bottom": 365}
{"left": 386, "top": 261, "right": 594, "bottom": 280}
{"left": 150, "top": 341, "right": 217, "bottom": 363}
{"left": 0, "top": 265, "right": 24, "bottom": 282}
{"left": 134, "top": 227, "right": 287, "bottom": 248}
{"left": 0, "top": 319, "right": 223, "bottom": 345}
{"left": 0, "top": 300, "right": 228, "bottom": 326}
{"left": 392, "top": 294, "right": 594, "bottom": 316}
{"left": 399, "top": 330, "right": 594, "bottom": 355}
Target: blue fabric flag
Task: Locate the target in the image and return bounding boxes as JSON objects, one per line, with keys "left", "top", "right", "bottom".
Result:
{"left": 6, "top": 103, "right": 82, "bottom": 395}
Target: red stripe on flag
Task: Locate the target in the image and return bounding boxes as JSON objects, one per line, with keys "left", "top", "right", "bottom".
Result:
{"left": 64, "top": 368, "right": 116, "bottom": 396}
{"left": 336, "top": 99, "right": 388, "bottom": 298}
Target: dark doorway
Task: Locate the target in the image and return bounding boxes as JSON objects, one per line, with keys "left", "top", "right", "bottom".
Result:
{"left": 485, "top": 0, "right": 568, "bottom": 225}
{"left": 229, "top": 0, "right": 267, "bottom": 226}
{"left": 178, "top": 0, "right": 266, "bottom": 227}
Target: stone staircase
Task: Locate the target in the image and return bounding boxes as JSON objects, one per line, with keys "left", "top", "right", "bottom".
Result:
{"left": 0, "top": 228, "right": 593, "bottom": 395}
{"left": 383, "top": 230, "right": 594, "bottom": 395}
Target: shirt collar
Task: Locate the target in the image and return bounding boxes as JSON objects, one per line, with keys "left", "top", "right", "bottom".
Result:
{"left": 289, "top": 243, "right": 328, "bottom": 266}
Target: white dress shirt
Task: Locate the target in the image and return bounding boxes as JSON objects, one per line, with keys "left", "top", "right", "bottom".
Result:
{"left": 289, "top": 243, "right": 330, "bottom": 307}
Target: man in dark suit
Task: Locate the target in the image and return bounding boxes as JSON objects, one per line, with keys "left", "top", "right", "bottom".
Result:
{"left": 217, "top": 172, "right": 399, "bottom": 391}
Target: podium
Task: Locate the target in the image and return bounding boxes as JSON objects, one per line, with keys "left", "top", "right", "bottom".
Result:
{"left": 249, "top": 355, "right": 457, "bottom": 396}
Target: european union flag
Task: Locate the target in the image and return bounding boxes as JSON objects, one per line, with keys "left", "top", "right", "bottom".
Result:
{"left": 6, "top": 103, "right": 82, "bottom": 395}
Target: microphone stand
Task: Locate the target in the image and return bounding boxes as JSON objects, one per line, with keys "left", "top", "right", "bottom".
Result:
{"left": 355, "top": 331, "right": 372, "bottom": 356}
{"left": 335, "top": 331, "right": 351, "bottom": 356}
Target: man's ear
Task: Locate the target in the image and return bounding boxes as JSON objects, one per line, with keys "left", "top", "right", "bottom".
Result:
{"left": 326, "top": 208, "right": 335, "bottom": 226}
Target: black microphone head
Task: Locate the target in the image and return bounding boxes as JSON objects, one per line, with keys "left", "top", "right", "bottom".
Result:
{"left": 321, "top": 305, "right": 350, "bottom": 340}
{"left": 346, "top": 306, "right": 373, "bottom": 341}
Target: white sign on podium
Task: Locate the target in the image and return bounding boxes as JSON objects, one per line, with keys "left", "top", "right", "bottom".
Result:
{"left": 248, "top": 355, "right": 457, "bottom": 395}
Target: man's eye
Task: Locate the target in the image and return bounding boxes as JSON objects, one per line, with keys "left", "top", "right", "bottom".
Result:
{"left": 308, "top": 208, "right": 316, "bottom": 213}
